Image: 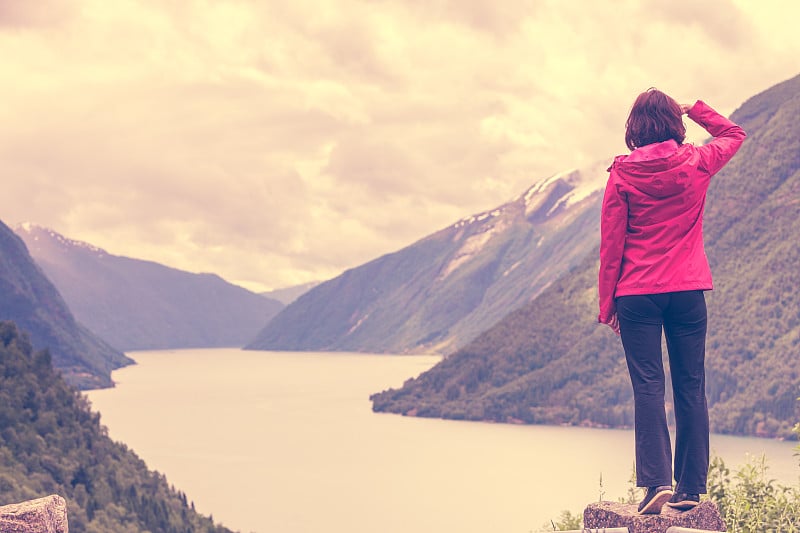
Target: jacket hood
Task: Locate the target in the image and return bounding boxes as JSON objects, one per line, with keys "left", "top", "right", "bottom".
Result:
{"left": 609, "top": 139, "right": 696, "bottom": 198}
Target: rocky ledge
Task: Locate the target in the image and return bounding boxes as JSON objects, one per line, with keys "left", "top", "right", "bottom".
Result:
{"left": 0, "top": 495, "right": 68, "bottom": 533}
{"left": 584, "top": 500, "right": 725, "bottom": 533}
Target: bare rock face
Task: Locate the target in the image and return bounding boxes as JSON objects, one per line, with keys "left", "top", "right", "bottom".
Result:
{"left": 0, "top": 495, "right": 68, "bottom": 533}
{"left": 584, "top": 500, "right": 726, "bottom": 533}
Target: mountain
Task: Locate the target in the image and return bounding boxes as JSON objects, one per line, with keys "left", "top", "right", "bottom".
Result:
{"left": 262, "top": 281, "right": 322, "bottom": 305}
{"left": 247, "top": 159, "right": 610, "bottom": 354}
{"left": 0, "top": 320, "right": 233, "bottom": 532}
{"left": 0, "top": 220, "right": 130, "bottom": 389}
{"left": 371, "top": 73, "right": 800, "bottom": 439}
{"left": 16, "top": 224, "right": 284, "bottom": 351}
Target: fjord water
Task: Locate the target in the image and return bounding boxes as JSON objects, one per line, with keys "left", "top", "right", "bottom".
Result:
{"left": 86, "top": 349, "right": 799, "bottom": 533}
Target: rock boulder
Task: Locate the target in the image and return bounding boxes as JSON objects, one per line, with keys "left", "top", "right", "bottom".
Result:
{"left": 584, "top": 500, "right": 725, "bottom": 533}
{"left": 0, "top": 495, "right": 68, "bottom": 533}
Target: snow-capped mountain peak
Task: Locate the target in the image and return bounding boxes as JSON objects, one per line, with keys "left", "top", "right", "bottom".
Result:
{"left": 521, "top": 158, "right": 610, "bottom": 219}
{"left": 15, "top": 224, "right": 108, "bottom": 257}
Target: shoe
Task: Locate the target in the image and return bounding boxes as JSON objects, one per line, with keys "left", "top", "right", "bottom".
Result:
{"left": 638, "top": 486, "right": 673, "bottom": 514}
{"left": 665, "top": 492, "right": 700, "bottom": 510}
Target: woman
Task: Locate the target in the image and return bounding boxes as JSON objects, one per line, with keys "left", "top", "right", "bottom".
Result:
{"left": 598, "top": 88, "right": 746, "bottom": 514}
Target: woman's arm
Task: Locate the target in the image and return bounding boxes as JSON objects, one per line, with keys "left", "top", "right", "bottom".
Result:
{"left": 684, "top": 100, "right": 747, "bottom": 176}
{"left": 598, "top": 174, "right": 627, "bottom": 333}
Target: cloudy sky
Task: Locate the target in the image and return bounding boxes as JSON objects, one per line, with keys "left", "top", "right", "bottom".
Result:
{"left": 1, "top": 0, "right": 798, "bottom": 292}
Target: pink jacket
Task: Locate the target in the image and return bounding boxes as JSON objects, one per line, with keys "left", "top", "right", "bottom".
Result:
{"left": 598, "top": 100, "right": 746, "bottom": 324}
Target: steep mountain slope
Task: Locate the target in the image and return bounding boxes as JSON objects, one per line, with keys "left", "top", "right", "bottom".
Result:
{"left": 248, "top": 160, "right": 609, "bottom": 354}
{"left": 16, "top": 225, "right": 284, "bottom": 351}
{"left": 0, "top": 220, "right": 130, "bottom": 389}
{"left": 0, "top": 320, "right": 232, "bottom": 532}
{"left": 372, "top": 74, "right": 800, "bottom": 438}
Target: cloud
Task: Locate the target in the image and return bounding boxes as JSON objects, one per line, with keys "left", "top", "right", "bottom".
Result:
{"left": 0, "top": 0, "right": 74, "bottom": 28}
{"left": 0, "top": 0, "right": 798, "bottom": 291}
{"left": 641, "top": 0, "right": 753, "bottom": 50}
{"left": 392, "top": 0, "right": 540, "bottom": 36}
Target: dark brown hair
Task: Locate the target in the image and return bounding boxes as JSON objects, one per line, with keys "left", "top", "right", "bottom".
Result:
{"left": 625, "top": 88, "right": 686, "bottom": 150}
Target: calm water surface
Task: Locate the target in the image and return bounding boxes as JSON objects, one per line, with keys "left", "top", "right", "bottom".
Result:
{"left": 86, "top": 349, "right": 799, "bottom": 533}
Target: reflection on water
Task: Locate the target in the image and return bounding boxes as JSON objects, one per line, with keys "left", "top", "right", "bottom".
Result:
{"left": 87, "top": 349, "right": 799, "bottom": 533}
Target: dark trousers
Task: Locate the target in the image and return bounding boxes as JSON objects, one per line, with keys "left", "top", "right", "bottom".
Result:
{"left": 616, "top": 290, "right": 709, "bottom": 494}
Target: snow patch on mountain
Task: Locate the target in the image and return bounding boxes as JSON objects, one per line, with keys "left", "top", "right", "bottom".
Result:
{"left": 502, "top": 260, "right": 522, "bottom": 278}
{"left": 560, "top": 159, "right": 611, "bottom": 209}
{"left": 347, "top": 313, "right": 370, "bottom": 335}
{"left": 440, "top": 217, "right": 510, "bottom": 281}
{"left": 522, "top": 172, "right": 566, "bottom": 217}
{"left": 16, "top": 224, "right": 107, "bottom": 257}
{"left": 524, "top": 159, "right": 610, "bottom": 218}
{"left": 439, "top": 158, "right": 609, "bottom": 281}
{"left": 453, "top": 207, "right": 504, "bottom": 229}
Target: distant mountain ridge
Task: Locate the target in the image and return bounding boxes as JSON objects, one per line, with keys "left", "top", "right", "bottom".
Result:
{"left": 262, "top": 281, "right": 322, "bottom": 305}
{"left": 371, "top": 73, "right": 800, "bottom": 438}
{"left": 16, "top": 225, "right": 284, "bottom": 351}
{"left": 247, "top": 159, "right": 610, "bottom": 354}
{"left": 0, "top": 220, "right": 130, "bottom": 388}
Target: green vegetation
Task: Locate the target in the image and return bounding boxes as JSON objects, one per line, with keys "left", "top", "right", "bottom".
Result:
{"left": 0, "top": 321, "right": 234, "bottom": 533}
{"left": 547, "top": 458, "right": 800, "bottom": 532}
{"left": 708, "top": 455, "right": 800, "bottom": 531}
{"left": 547, "top": 417, "right": 800, "bottom": 532}
{"left": 547, "top": 510, "right": 582, "bottom": 531}
{"left": 372, "top": 73, "right": 800, "bottom": 439}
{"left": 0, "top": 220, "right": 131, "bottom": 389}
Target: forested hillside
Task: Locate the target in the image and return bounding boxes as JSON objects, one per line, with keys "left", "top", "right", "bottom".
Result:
{"left": 372, "top": 74, "right": 800, "bottom": 438}
{"left": 0, "top": 221, "right": 130, "bottom": 389}
{"left": 0, "top": 321, "right": 233, "bottom": 532}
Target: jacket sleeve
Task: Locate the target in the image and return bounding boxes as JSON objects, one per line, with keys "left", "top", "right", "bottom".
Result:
{"left": 687, "top": 100, "right": 747, "bottom": 176}
{"left": 598, "top": 173, "right": 628, "bottom": 324}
